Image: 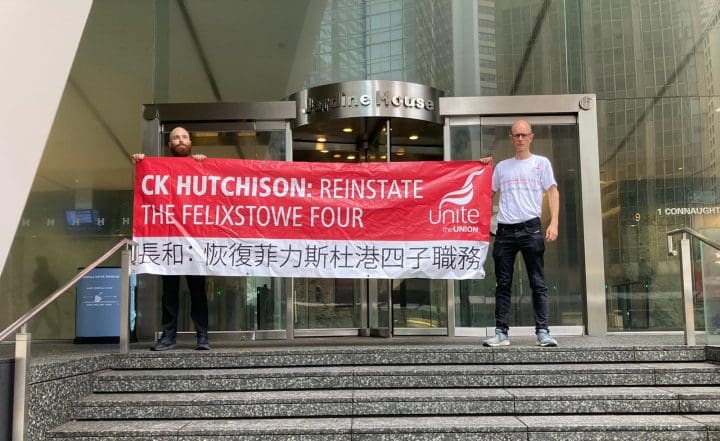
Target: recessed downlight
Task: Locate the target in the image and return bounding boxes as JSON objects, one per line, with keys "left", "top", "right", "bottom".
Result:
{"left": 409, "top": 135, "right": 419, "bottom": 140}
{"left": 342, "top": 127, "right": 353, "bottom": 133}
{"left": 317, "top": 137, "right": 327, "bottom": 142}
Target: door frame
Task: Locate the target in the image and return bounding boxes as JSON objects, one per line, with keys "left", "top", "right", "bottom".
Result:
{"left": 439, "top": 94, "right": 605, "bottom": 337}
{"left": 139, "top": 102, "right": 296, "bottom": 341}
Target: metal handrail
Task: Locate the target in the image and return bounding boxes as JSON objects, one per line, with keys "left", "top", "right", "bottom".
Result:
{"left": 0, "top": 238, "right": 133, "bottom": 343}
{"left": 667, "top": 227, "right": 720, "bottom": 253}
{"left": 2, "top": 237, "right": 132, "bottom": 441}
{"left": 666, "top": 227, "right": 720, "bottom": 346}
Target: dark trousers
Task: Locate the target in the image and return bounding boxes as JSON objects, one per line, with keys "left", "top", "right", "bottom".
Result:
{"left": 160, "top": 275, "right": 208, "bottom": 340}
{"left": 492, "top": 217, "right": 549, "bottom": 334}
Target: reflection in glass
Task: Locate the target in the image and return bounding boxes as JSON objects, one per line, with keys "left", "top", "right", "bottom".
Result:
{"left": 390, "top": 122, "right": 446, "bottom": 331}
{"left": 392, "top": 279, "right": 448, "bottom": 328}
{"left": 598, "top": 96, "right": 717, "bottom": 332}
{"left": 172, "top": 130, "right": 285, "bottom": 161}
{"left": 0, "top": 190, "right": 134, "bottom": 339}
{"left": 294, "top": 278, "right": 362, "bottom": 329}
{"left": 374, "top": 280, "right": 390, "bottom": 330}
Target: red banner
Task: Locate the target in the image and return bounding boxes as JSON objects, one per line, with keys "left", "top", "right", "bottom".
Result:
{"left": 133, "top": 158, "right": 491, "bottom": 279}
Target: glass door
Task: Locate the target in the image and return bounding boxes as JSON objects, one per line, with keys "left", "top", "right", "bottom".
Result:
{"left": 442, "top": 94, "right": 604, "bottom": 337}
{"left": 292, "top": 278, "right": 364, "bottom": 333}
{"left": 290, "top": 117, "right": 386, "bottom": 336}
{"left": 167, "top": 122, "right": 289, "bottom": 340}
{"left": 138, "top": 101, "right": 295, "bottom": 341}
{"left": 291, "top": 116, "right": 447, "bottom": 337}
{"left": 387, "top": 118, "right": 447, "bottom": 335}
{"left": 449, "top": 117, "right": 584, "bottom": 336}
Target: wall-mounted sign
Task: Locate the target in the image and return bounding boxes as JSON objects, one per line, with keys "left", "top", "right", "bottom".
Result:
{"left": 290, "top": 80, "right": 442, "bottom": 126}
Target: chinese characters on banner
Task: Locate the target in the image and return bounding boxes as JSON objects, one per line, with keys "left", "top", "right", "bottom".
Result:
{"left": 133, "top": 158, "right": 492, "bottom": 279}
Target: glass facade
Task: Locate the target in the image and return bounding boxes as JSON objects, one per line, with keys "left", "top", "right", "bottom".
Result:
{"left": 1, "top": 0, "right": 719, "bottom": 339}
{"left": 588, "top": 0, "right": 720, "bottom": 331}
{"left": 306, "top": 0, "right": 453, "bottom": 91}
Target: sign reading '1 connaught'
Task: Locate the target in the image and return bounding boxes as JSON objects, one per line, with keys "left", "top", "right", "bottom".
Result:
{"left": 291, "top": 80, "right": 442, "bottom": 126}
{"left": 133, "top": 158, "right": 492, "bottom": 279}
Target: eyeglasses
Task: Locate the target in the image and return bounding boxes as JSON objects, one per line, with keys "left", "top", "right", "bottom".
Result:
{"left": 511, "top": 133, "right": 532, "bottom": 139}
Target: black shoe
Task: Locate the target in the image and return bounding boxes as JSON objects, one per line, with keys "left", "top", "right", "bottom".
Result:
{"left": 150, "top": 338, "right": 176, "bottom": 351}
{"left": 196, "top": 333, "right": 210, "bottom": 350}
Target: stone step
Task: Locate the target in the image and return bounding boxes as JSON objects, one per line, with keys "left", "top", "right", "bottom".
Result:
{"left": 109, "top": 345, "right": 706, "bottom": 369}
{"left": 49, "top": 414, "right": 720, "bottom": 440}
{"left": 94, "top": 362, "right": 720, "bottom": 392}
{"left": 70, "top": 386, "right": 720, "bottom": 419}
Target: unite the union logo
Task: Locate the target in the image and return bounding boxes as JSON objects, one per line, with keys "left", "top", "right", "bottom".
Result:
{"left": 428, "top": 169, "right": 484, "bottom": 233}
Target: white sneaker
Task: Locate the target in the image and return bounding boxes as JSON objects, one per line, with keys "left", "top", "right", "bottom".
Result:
{"left": 536, "top": 329, "right": 558, "bottom": 347}
{"left": 483, "top": 329, "right": 510, "bottom": 347}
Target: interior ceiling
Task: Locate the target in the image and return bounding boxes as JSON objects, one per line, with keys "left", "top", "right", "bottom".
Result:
{"left": 170, "top": 0, "right": 316, "bottom": 102}
{"left": 293, "top": 117, "right": 443, "bottom": 147}
{"left": 33, "top": 0, "right": 592, "bottom": 194}
{"left": 36, "top": 0, "right": 317, "bottom": 193}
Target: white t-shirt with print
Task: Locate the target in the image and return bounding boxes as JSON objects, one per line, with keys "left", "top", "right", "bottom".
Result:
{"left": 492, "top": 154, "right": 557, "bottom": 224}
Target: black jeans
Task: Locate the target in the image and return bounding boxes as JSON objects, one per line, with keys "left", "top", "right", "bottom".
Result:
{"left": 160, "top": 275, "right": 208, "bottom": 340}
{"left": 492, "top": 217, "right": 549, "bottom": 334}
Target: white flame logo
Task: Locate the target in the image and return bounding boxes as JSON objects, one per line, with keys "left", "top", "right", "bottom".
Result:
{"left": 438, "top": 170, "right": 485, "bottom": 209}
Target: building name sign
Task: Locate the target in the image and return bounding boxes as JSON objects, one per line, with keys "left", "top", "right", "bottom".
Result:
{"left": 657, "top": 206, "right": 720, "bottom": 216}
{"left": 303, "top": 90, "right": 435, "bottom": 114}
{"left": 291, "top": 80, "right": 442, "bottom": 126}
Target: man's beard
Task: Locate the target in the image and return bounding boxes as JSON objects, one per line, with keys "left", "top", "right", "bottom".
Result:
{"left": 171, "top": 144, "right": 191, "bottom": 156}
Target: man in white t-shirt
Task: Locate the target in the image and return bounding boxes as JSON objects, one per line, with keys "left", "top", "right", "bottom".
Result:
{"left": 480, "top": 119, "right": 560, "bottom": 347}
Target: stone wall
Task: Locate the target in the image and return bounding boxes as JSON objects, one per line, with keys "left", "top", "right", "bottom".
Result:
{"left": 25, "top": 353, "right": 114, "bottom": 441}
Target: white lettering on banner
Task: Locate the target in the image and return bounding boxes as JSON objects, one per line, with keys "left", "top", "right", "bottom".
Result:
{"left": 142, "top": 204, "right": 175, "bottom": 224}
{"left": 140, "top": 204, "right": 369, "bottom": 229}
{"left": 175, "top": 176, "right": 308, "bottom": 197}
{"left": 428, "top": 206, "right": 481, "bottom": 224}
{"left": 133, "top": 158, "right": 492, "bottom": 279}
{"left": 658, "top": 206, "right": 720, "bottom": 215}
{"left": 181, "top": 204, "right": 304, "bottom": 227}
{"left": 443, "top": 225, "right": 479, "bottom": 233}
{"left": 319, "top": 179, "right": 423, "bottom": 199}
{"left": 310, "top": 207, "right": 364, "bottom": 228}
{"left": 141, "top": 175, "right": 169, "bottom": 195}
